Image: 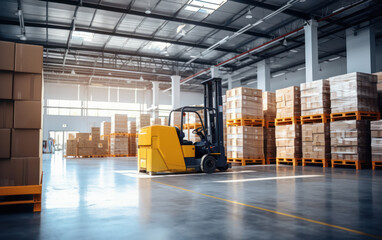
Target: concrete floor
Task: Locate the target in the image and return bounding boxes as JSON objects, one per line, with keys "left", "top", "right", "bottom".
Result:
{"left": 1, "top": 153, "right": 382, "bottom": 239}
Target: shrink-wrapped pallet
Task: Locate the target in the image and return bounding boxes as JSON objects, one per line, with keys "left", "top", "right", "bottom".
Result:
{"left": 276, "top": 86, "right": 300, "bottom": 118}
{"left": 371, "top": 120, "right": 382, "bottom": 161}
{"left": 111, "top": 114, "right": 128, "bottom": 133}
{"left": 300, "top": 80, "right": 330, "bottom": 116}
{"left": 330, "top": 120, "right": 370, "bottom": 161}
{"left": 329, "top": 72, "right": 378, "bottom": 113}
{"left": 263, "top": 92, "right": 276, "bottom": 120}
{"left": 276, "top": 124, "right": 302, "bottom": 158}
{"left": 227, "top": 126, "right": 263, "bottom": 159}
{"left": 226, "top": 87, "right": 263, "bottom": 120}
{"left": 302, "top": 123, "right": 330, "bottom": 159}
{"left": 264, "top": 128, "right": 276, "bottom": 159}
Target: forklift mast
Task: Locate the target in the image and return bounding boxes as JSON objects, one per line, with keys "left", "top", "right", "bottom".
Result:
{"left": 202, "top": 77, "right": 225, "bottom": 159}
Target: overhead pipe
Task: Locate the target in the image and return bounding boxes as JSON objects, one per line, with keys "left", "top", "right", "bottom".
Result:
{"left": 163, "top": 0, "right": 370, "bottom": 92}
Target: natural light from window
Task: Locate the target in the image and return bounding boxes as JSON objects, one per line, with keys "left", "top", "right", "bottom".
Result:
{"left": 185, "top": 0, "right": 226, "bottom": 14}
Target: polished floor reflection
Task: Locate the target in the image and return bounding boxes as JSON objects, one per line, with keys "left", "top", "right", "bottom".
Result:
{"left": 1, "top": 152, "right": 382, "bottom": 239}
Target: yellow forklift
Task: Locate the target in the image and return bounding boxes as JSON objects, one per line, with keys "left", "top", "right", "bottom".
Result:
{"left": 138, "top": 77, "right": 230, "bottom": 174}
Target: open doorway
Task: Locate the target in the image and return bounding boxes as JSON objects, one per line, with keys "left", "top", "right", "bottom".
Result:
{"left": 49, "top": 131, "right": 79, "bottom": 153}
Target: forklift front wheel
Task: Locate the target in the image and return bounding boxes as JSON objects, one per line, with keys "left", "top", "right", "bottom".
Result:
{"left": 201, "top": 155, "right": 217, "bottom": 174}
{"left": 217, "top": 164, "right": 229, "bottom": 172}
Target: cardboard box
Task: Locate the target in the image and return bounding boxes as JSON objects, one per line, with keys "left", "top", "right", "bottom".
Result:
{"left": 100, "top": 121, "right": 111, "bottom": 136}
{"left": 13, "top": 73, "right": 43, "bottom": 100}
{"left": 0, "top": 71, "right": 13, "bottom": 99}
{"left": 0, "top": 100, "right": 13, "bottom": 128}
{"left": 14, "top": 101, "right": 42, "bottom": 129}
{"left": 150, "top": 118, "right": 161, "bottom": 126}
{"left": 302, "top": 123, "right": 330, "bottom": 159}
{"left": 371, "top": 120, "right": 382, "bottom": 161}
{"left": 0, "top": 157, "right": 42, "bottom": 186}
{"left": 276, "top": 124, "right": 302, "bottom": 158}
{"left": 111, "top": 114, "right": 128, "bottom": 133}
{"left": 128, "top": 121, "right": 137, "bottom": 134}
{"left": 276, "top": 86, "right": 301, "bottom": 118}
{"left": 263, "top": 92, "right": 276, "bottom": 121}
{"left": 15, "top": 43, "right": 43, "bottom": 74}
{"left": 300, "top": 79, "right": 330, "bottom": 116}
{"left": 226, "top": 126, "right": 264, "bottom": 159}
{"left": 0, "top": 129, "right": 11, "bottom": 158}
{"left": 11, "top": 129, "right": 42, "bottom": 157}
{"left": 91, "top": 127, "right": 100, "bottom": 141}
{"left": 138, "top": 114, "right": 151, "bottom": 129}
{"left": 66, "top": 139, "right": 77, "bottom": 156}
{"left": 76, "top": 133, "right": 90, "bottom": 140}
{"left": 0, "top": 41, "right": 15, "bottom": 71}
{"left": 226, "top": 87, "right": 263, "bottom": 120}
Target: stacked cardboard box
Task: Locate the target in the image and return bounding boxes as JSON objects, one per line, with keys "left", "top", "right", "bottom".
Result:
{"left": 0, "top": 41, "right": 43, "bottom": 186}
{"left": 329, "top": 72, "right": 378, "bottom": 113}
{"left": 276, "top": 86, "right": 301, "bottom": 118}
{"left": 227, "top": 126, "right": 263, "bottom": 159}
{"left": 301, "top": 80, "right": 330, "bottom": 116}
{"left": 330, "top": 120, "right": 370, "bottom": 161}
{"left": 275, "top": 124, "right": 302, "bottom": 158}
{"left": 302, "top": 123, "right": 330, "bottom": 159}
{"left": 138, "top": 114, "right": 150, "bottom": 130}
{"left": 262, "top": 92, "right": 276, "bottom": 120}
{"left": 66, "top": 132, "right": 108, "bottom": 157}
{"left": 264, "top": 128, "right": 276, "bottom": 160}
{"left": 128, "top": 134, "right": 137, "bottom": 156}
{"left": 374, "top": 72, "right": 382, "bottom": 114}
{"left": 371, "top": 120, "right": 382, "bottom": 162}
{"left": 90, "top": 127, "right": 100, "bottom": 141}
{"left": 100, "top": 121, "right": 111, "bottom": 137}
{"left": 226, "top": 87, "right": 263, "bottom": 120}
{"left": 171, "top": 112, "right": 182, "bottom": 127}
{"left": 128, "top": 121, "right": 137, "bottom": 134}
{"left": 111, "top": 114, "right": 128, "bottom": 133}
{"left": 150, "top": 118, "right": 161, "bottom": 126}
{"left": 160, "top": 116, "right": 169, "bottom": 126}
{"left": 110, "top": 114, "right": 128, "bottom": 155}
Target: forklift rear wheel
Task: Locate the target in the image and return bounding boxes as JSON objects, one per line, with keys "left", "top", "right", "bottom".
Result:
{"left": 201, "top": 155, "right": 216, "bottom": 173}
{"left": 217, "top": 164, "right": 229, "bottom": 172}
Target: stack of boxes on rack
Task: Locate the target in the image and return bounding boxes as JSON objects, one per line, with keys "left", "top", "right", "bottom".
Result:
{"left": 110, "top": 114, "right": 129, "bottom": 156}
{"left": 0, "top": 41, "right": 43, "bottom": 186}
{"left": 300, "top": 80, "right": 331, "bottom": 167}
{"left": 226, "top": 87, "right": 264, "bottom": 165}
{"left": 329, "top": 72, "right": 377, "bottom": 169}
{"left": 371, "top": 120, "right": 382, "bottom": 169}
{"left": 262, "top": 92, "right": 276, "bottom": 164}
{"left": 275, "top": 86, "right": 302, "bottom": 166}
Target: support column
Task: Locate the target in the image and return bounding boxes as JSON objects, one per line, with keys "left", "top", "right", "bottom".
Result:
{"left": 304, "top": 19, "right": 319, "bottom": 82}
{"left": 171, "top": 75, "right": 181, "bottom": 109}
{"left": 227, "top": 75, "right": 233, "bottom": 90}
{"left": 152, "top": 82, "right": 159, "bottom": 118}
{"left": 257, "top": 60, "right": 270, "bottom": 91}
{"left": 346, "top": 24, "right": 376, "bottom": 73}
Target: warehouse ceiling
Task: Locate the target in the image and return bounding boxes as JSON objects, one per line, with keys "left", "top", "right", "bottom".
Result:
{"left": 0, "top": 0, "right": 381, "bottom": 90}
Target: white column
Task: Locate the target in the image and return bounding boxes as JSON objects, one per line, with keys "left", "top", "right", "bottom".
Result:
{"left": 304, "top": 19, "right": 319, "bottom": 82}
{"left": 152, "top": 82, "right": 159, "bottom": 118}
{"left": 346, "top": 24, "right": 376, "bottom": 73}
{"left": 171, "top": 75, "right": 181, "bottom": 109}
{"left": 257, "top": 60, "right": 270, "bottom": 91}
{"left": 227, "top": 75, "right": 233, "bottom": 90}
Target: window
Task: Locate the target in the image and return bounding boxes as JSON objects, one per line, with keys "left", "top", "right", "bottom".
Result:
{"left": 184, "top": 0, "right": 226, "bottom": 14}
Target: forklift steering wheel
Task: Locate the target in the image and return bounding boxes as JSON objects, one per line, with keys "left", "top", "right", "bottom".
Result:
{"left": 192, "top": 126, "right": 204, "bottom": 135}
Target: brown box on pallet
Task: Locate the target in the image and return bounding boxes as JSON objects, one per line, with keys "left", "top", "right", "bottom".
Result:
{"left": 11, "top": 129, "right": 42, "bottom": 157}
{"left": 112, "top": 114, "right": 128, "bottom": 133}
{"left": 300, "top": 80, "right": 330, "bottom": 116}
{"left": 160, "top": 116, "right": 169, "bottom": 126}
{"left": 150, "top": 118, "right": 161, "bottom": 126}
{"left": 302, "top": 123, "right": 330, "bottom": 159}
{"left": 110, "top": 135, "right": 129, "bottom": 155}
{"left": 264, "top": 128, "right": 276, "bottom": 159}
{"left": 275, "top": 124, "right": 302, "bottom": 158}
{"left": 0, "top": 157, "right": 42, "bottom": 186}
{"left": 0, "top": 71, "right": 13, "bottom": 99}
{"left": 91, "top": 127, "right": 100, "bottom": 141}
{"left": 263, "top": 92, "right": 276, "bottom": 121}
{"left": 371, "top": 120, "right": 382, "bottom": 161}
{"left": 226, "top": 87, "right": 263, "bottom": 120}
{"left": 329, "top": 72, "right": 378, "bottom": 113}
{"left": 15, "top": 43, "right": 43, "bottom": 74}
{"left": 66, "top": 139, "right": 77, "bottom": 156}
{"left": 100, "top": 121, "right": 111, "bottom": 137}
{"left": 276, "top": 86, "right": 300, "bottom": 118}
{"left": 128, "top": 121, "right": 136, "bottom": 134}
{"left": 0, "top": 129, "right": 11, "bottom": 158}
{"left": 330, "top": 120, "right": 370, "bottom": 161}
{"left": 14, "top": 101, "right": 42, "bottom": 129}
{"left": 226, "top": 126, "right": 264, "bottom": 159}
{"left": 0, "top": 41, "right": 15, "bottom": 71}
{"left": 138, "top": 114, "right": 151, "bottom": 129}
{"left": 0, "top": 100, "right": 13, "bottom": 128}
{"left": 13, "top": 73, "right": 43, "bottom": 100}
{"left": 76, "top": 133, "right": 90, "bottom": 140}
{"left": 77, "top": 147, "right": 95, "bottom": 156}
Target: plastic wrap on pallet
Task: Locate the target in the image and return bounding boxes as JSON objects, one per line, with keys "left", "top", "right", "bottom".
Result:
{"left": 263, "top": 92, "right": 276, "bottom": 121}
{"left": 371, "top": 120, "right": 382, "bottom": 161}
{"left": 226, "top": 126, "right": 263, "bottom": 159}
{"left": 226, "top": 87, "right": 263, "bottom": 120}
{"left": 264, "top": 128, "right": 276, "bottom": 159}
{"left": 300, "top": 80, "right": 330, "bottom": 116}
{"left": 302, "top": 123, "right": 330, "bottom": 159}
{"left": 111, "top": 114, "right": 128, "bottom": 133}
{"left": 330, "top": 120, "right": 371, "bottom": 161}
{"left": 276, "top": 86, "right": 301, "bottom": 118}
{"left": 329, "top": 72, "right": 378, "bottom": 113}
{"left": 275, "top": 124, "right": 302, "bottom": 158}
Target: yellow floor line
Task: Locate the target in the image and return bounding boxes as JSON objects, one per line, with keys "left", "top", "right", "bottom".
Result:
{"left": 152, "top": 180, "right": 382, "bottom": 239}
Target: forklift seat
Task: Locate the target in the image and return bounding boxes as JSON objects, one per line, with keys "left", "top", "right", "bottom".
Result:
{"left": 174, "top": 126, "right": 193, "bottom": 145}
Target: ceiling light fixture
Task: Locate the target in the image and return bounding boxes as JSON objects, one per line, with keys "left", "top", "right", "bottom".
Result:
{"left": 297, "top": 67, "right": 305, "bottom": 71}
{"left": 71, "top": 69, "right": 76, "bottom": 75}
{"left": 246, "top": 81, "right": 256, "bottom": 85}
{"left": 282, "top": 38, "right": 288, "bottom": 46}
{"left": 272, "top": 72, "right": 285, "bottom": 78}
{"left": 245, "top": 9, "right": 253, "bottom": 19}
{"left": 145, "top": 9, "right": 151, "bottom": 14}
{"left": 329, "top": 56, "right": 341, "bottom": 61}
{"left": 289, "top": 49, "right": 298, "bottom": 53}
{"left": 17, "top": 34, "right": 27, "bottom": 41}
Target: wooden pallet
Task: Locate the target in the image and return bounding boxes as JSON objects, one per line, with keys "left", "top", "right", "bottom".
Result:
{"left": 330, "top": 111, "right": 380, "bottom": 122}
{"left": 301, "top": 114, "right": 330, "bottom": 124}
{"left": 227, "top": 158, "right": 265, "bottom": 166}
{"left": 110, "top": 154, "right": 137, "bottom": 157}
{"left": 266, "top": 158, "right": 276, "bottom": 164}
{"left": 372, "top": 161, "right": 382, "bottom": 170}
{"left": 183, "top": 123, "right": 202, "bottom": 130}
{"left": 331, "top": 160, "right": 367, "bottom": 170}
{"left": 302, "top": 158, "right": 330, "bottom": 167}
{"left": 0, "top": 184, "right": 42, "bottom": 212}
{"left": 264, "top": 120, "right": 275, "bottom": 128}
{"left": 275, "top": 117, "right": 301, "bottom": 126}
{"left": 227, "top": 118, "right": 264, "bottom": 127}
{"left": 66, "top": 155, "right": 108, "bottom": 158}
{"left": 276, "top": 158, "right": 302, "bottom": 166}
